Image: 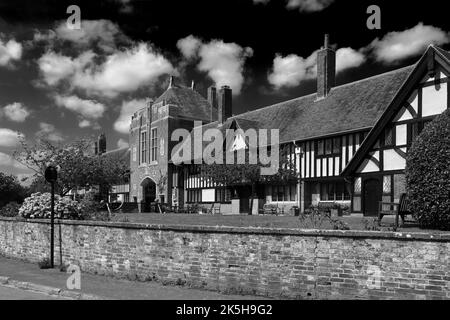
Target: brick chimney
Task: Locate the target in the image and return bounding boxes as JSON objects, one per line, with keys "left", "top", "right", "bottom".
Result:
{"left": 207, "top": 85, "right": 218, "bottom": 122}
{"left": 168, "top": 75, "right": 178, "bottom": 88}
{"left": 218, "top": 85, "right": 232, "bottom": 124}
{"left": 97, "top": 133, "right": 106, "bottom": 155}
{"left": 316, "top": 34, "right": 335, "bottom": 99}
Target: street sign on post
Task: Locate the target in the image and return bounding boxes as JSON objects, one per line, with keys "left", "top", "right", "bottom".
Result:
{"left": 45, "top": 165, "right": 58, "bottom": 268}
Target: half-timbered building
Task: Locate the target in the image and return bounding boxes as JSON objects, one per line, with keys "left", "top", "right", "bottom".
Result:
{"left": 100, "top": 37, "right": 449, "bottom": 216}
{"left": 171, "top": 41, "right": 449, "bottom": 216}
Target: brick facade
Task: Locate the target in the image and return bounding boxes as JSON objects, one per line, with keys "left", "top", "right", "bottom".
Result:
{"left": 1, "top": 217, "right": 449, "bottom": 299}
{"left": 128, "top": 79, "right": 212, "bottom": 209}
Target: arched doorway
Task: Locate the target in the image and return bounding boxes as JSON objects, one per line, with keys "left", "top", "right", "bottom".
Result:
{"left": 141, "top": 178, "right": 156, "bottom": 212}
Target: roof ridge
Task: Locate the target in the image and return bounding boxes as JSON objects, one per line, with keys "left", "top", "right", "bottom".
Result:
{"left": 232, "top": 64, "right": 415, "bottom": 120}
{"left": 330, "top": 64, "right": 415, "bottom": 91}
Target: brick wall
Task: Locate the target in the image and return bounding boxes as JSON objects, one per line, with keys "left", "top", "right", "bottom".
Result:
{"left": 0, "top": 217, "right": 449, "bottom": 299}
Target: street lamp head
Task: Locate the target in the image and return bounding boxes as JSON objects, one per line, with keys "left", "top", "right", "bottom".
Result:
{"left": 45, "top": 165, "right": 58, "bottom": 183}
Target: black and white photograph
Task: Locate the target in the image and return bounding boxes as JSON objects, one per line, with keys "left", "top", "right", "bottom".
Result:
{"left": 0, "top": 0, "right": 449, "bottom": 310}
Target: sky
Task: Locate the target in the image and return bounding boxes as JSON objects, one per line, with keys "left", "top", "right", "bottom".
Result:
{"left": 0, "top": 0, "right": 449, "bottom": 181}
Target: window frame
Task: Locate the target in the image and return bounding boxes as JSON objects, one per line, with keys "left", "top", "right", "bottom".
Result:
{"left": 140, "top": 131, "right": 147, "bottom": 164}
{"left": 151, "top": 127, "right": 158, "bottom": 162}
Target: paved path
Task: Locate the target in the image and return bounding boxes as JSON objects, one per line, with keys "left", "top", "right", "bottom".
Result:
{"left": 0, "top": 285, "right": 64, "bottom": 300}
{"left": 0, "top": 256, "right": 268, "bottom": 300}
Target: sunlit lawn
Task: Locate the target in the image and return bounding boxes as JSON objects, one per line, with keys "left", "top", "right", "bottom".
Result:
{"left": 108, "top": 212, "right": 445, "bottom": 233}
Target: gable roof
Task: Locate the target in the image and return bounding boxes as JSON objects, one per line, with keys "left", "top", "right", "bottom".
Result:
{"left": 341, "top": 45, "right": 450, "bottom": 176}
{"left": 153, "top": 84, "right": 212, "bottom": 121}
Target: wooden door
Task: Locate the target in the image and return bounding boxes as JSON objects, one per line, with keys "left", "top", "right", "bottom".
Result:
{"left": 363, "top": 178, "right": 381, "bottom": 216}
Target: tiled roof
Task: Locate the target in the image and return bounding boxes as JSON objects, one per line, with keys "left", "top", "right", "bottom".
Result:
{"left": 192, "top": 65, "right": 414, "bottom": 144}
{"left": 171, "top": 65, "right": 415, "bottom": 162}
{"left": 153, "top": 85, "right": 212, "bottom": 121}
{"left": 233, "top": 65, "right": 414, "bottom": 143}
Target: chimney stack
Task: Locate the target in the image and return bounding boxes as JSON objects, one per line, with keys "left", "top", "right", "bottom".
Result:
{"left": 316, "top": 34, "right": 335, "bottom": 99}
{"left": 168, "top": 75, "right": 178, "bottom": 89}
{"left": 207, "top": 86, "right": 218, "bottom": 122}
{"left": 97, "top": 133, "right": 106, "bottom": 155}
{"left": 218, "top": 85, "right": 232, "bottom": 124}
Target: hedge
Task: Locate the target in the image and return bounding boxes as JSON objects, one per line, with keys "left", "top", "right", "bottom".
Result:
{"left": 405, "top": 108, "right": 450, "bottom": 230}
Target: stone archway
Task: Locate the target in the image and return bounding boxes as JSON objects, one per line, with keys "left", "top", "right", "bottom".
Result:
{"left": 141, "top": 177, "right": 156, "bottom": 212}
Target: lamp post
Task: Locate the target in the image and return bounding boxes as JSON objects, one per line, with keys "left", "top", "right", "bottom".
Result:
{"left": 45, "top": 165, "right": 58, "bottom": 268}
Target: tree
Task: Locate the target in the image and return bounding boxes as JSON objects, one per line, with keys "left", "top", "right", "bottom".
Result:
{"left": 14, "top": 137, "right": 128, "bottom": 197}
{"left": 201, "top": 148, "right": 299, "bottom": 214}
{"left": 405, "top": 109, "right": 450, "bottom": 230}
{"left": 0, "top": 172, "right": 29, "bottom": 208}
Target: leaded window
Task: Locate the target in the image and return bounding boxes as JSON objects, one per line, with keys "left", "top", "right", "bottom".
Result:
{"left": 140, "top": 131, "right": 147, "bottom": 164}
{"left": 151, "top": 128, "right": 158, "bottom": 162}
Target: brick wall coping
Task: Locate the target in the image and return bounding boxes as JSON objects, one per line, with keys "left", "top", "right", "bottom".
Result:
{"left": 1, "top": 216, "right": 449, "bottom": 242}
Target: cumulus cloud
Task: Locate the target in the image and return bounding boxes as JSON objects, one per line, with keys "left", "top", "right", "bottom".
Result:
{"left": 177, "top": 35, "right": 202, "bottom": 60}
{"left": 0, "top": 128, "right": 23, "bottom": 147}
{"left": 0, "top": 37, "right": 22, "bottom": 67}
{"left": 335, "top": 47, "right": 366, "bottom": 72}
{"left": 37, "top": 43, "right": 174, "bottom": 97}
{"left": 286, "top": 0, "right": 334, "bottom": 12}
{"left": 54, "top": 19, "right": 128, "bottom": 52}
{"left": 114, "top": 98, "right": 148, "bottom": 134}
{"left": 117, "top": 138, "right": 129, "bottom": 148}
{"left": 0, "top": 152, "right": 28, "bottom": 170}
{"left": 268, "top": 47, "right": 365, "bottom": 89}
{"left": 178, "top": 35, "right": 253, "bottom": 94}
{"left": 268, "top": 51, "right": 317, "bottom": 89}
{"left": 37, "top": 50, "right": 95, "bottom": 86}
{"left": 34, "top": 19, "right": 130, "bottom": 52}
{"left": 54, "top": 94, "right": 105, "bottom": 127}
{"left": 72, "top": 43, "right": 175, "bottom": 97}
{"left": 254, "top": 0, "right": 334, "bottom": 12}
{"left": 369, "top": 23, "right": 450, "bottom": 63}
{"left": 2, "top": 102, "right": 30, "bottom": 122}
{"left": 35, "top": 122, "right": 64, "bottom": 142}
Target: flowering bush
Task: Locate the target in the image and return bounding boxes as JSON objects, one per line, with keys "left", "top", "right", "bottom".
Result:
{"left": 19, "top": 192, "right": 82, "bottom": 220}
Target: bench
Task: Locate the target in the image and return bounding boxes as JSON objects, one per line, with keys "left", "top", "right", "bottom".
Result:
{"left": 259, "top": 203, "right": 278, "bottom": 215}
{"left": 206, "top": 203, "right": 221, "bottom": 215}
{"left": 378, "top": 193, "right": 411, "bottom": 230}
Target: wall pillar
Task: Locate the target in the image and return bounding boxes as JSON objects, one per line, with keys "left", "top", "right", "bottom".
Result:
{"left": 299, "top": 180, "right": 305, "bottom": 213}
{"left": 251, "top": 198, "right": 260, "bottom": 215}
{"left": 231, "top": 198, "right": 240, "bottom": 215}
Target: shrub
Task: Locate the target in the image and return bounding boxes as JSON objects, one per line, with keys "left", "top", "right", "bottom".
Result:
{"left": 19, "top": 192, "right": 82, "bottom": 220}
{"left": 78, "top": 192, "right": 111, "bottom": 221}
{"left": 329, "top": 217, "right": 350, "bottom": 230}
{"left": 362, "top": 218, "right": 381, "bottom": 231}
{"left": 0, "top": 202, "right": 20, "bottom": 217}
{"left": 299, "top": 206, "right": 330, "bottom": 229}
{"left": 0, "top": 172, "right": 29, "bottom": 208}
{"left": 405, "top": 109, "right": 450, "bottom": 230}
